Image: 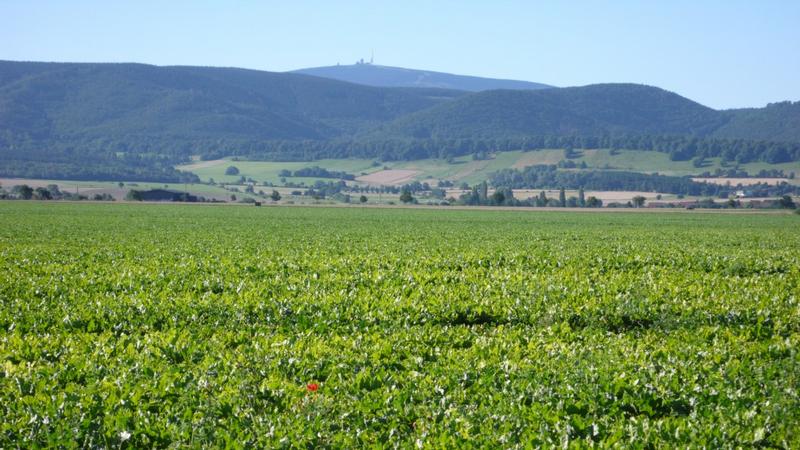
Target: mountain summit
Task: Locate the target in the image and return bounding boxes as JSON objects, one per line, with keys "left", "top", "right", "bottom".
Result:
{"left": 292, "top": 63, "right": 553, "bottom": 91}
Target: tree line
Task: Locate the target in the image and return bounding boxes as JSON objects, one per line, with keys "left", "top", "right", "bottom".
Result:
{"left": 200, "top": 134, "right": 800, "bottom": 165}
{"left": 488, "top": 165, "right": 800, "bottom": 197}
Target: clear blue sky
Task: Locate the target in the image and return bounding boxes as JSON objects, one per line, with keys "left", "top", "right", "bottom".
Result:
{"left": 2, "top": 0, "right": 798, "bottom": 109}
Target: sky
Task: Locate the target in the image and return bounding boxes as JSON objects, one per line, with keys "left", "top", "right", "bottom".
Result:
{"left": 1, "top": 0, "right": 798, "bottom": 109}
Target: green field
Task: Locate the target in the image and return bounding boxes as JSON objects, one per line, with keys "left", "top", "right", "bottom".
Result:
{"left": 177, "top": 152, "right": 559, "bottom": 186}
{"left": 178, "top": 158, "right": 383, "bottom": 185}
{"left": 179, "top": 150, "right": 800, "bottom": 187}
{"left": 1, "top": 203, "right": 798, "bottom": 447}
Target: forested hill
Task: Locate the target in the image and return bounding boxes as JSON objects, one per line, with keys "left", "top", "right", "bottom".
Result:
{"left": 714, "top": 101, "right": 800, "bottom": 143}
{"left": 0, "top": 61, "right": 464, "bottom": 180}
{"left": 368, "top": 84, "right": 727, "bottom": 140}
{"left": 293, "top": 63, "right": 553, "bottom": 91}
{"left": 1, "top": 60, "right": 799, "bottom": 181}
{"left": 0, "top": 61, "right": 464, "bottom": 143}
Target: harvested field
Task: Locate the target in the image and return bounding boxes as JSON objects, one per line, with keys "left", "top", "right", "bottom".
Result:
{"left": 511, "top": 149, "right": 568, "bottom": 168}
{"left": 356, "top": 169, "right": 420, "bottom": 185}
{"left": 177, "top": 159, "right": 227, "bottom": 170}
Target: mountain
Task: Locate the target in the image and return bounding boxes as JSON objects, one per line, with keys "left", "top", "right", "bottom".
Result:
{"left": 0, "top": 60, "right": 465, "bottom": 180}
{"left": 0, "top": 60, "right": 465, "bottom": 143}
{"left": 0, "top": 60, "right": 798, "bottom": 181}
{"left": 292, "top": 63, "right": 552, "bottom": 91}
{"left": 368, "top": 84, "right": 727, "bottom": 140}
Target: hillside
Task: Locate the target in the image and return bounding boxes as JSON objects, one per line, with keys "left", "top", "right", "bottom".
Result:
{"left": 1, "top": 60, "right": 799, "bottom": 181}
{"left": 0, "top": 61, "right": 464, "bottom": 143}
{"left": 0, "top": 61, "right": 464, "bottom": 180}
{"left": 368, "top": 84, "right": 728, "bottom": 140}
{"left": 292, "top": 63, "right": 552, "bottom": 91}
{"left": 713, "top": 101, "right": 800, "bottom": 143}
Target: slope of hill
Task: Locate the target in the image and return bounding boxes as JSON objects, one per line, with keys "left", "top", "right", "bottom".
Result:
{"left": 712, "top": 101, "right": 800, "bottom": 143}
{"left": 368, "top": 84, "right": 727, "bottom": 140}
{"left": 0, "top": 61, "right": 465, "bottom": 143}
{"left": 0, "top": 60, "right": 464, "bottom": 180}
{"left": 1, "top": 60, "right": 799, "bottom": 181}
{"left": 293, "top": 63, "right": 553, "bottom": 91}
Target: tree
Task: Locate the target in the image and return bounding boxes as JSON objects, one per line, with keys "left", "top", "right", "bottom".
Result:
{"left": 632, "top": 196, "right": 646, "bottom": 208}
{"left": 125, "top": 190, "right": 143, "bottom": 201}
{"left": 34, "top": 187, "right": 52, "bottom": 200}
{"left": 13, "top": 185, "right": 34, "bottom": 200}
{"left": 399, "top": 188, "right": 414, "bottom": 203}
{"left": 692, "top": 156, "right": 706, "bottom": 168}
{"left": 491, "top": 190, "right": 505, "bottom": 205}
{"left": 578, "top": 187, "right": 585, "bottom": 207}
{"left": 270, "top": 190, "right": 281, "bottom": 201}
{"left": 536, "top": 191, "right": 547, "bottom": 207}
{"left": 559, "top": 188, "right": 566, "bottom": 207}
{"left": 359, "top": 195, "right": 368, "bottom": 203}
{"left": 225, "top": 166, "right": 240, "bottom": 176}
{"left": 778, "top": 195, "right": 796, "bottom": 209}
{"left": 586, "top": 196, "right": 603, "bottom": 208}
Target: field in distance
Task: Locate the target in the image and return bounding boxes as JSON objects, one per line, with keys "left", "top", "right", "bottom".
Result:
{"left": 177, "top": 149, "right": 800, "bottom": 187}
{"left": 1, "top": 203, "right": 797, "bottom": 447}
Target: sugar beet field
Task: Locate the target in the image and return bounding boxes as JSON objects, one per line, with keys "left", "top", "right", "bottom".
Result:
{"left": 1, "top": 203, "right": 798, "bottom": 447}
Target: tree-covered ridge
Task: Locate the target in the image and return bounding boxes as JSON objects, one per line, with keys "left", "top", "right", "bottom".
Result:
{"left": 0, "top": 61, "right": 464, "bottom": 142}
{"left": 1, "top": 61, "right": 799, "bottom": 181}
{"left": 370, "top": 84, "right": 727, "bottom": 140}
{"left": 0, "top": 61, "right": 463, "bottom": 181}
{"left": 715, "top": 101, "right": 800, "bottom": 143}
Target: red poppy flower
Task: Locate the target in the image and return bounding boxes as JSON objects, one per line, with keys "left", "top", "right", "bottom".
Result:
{"left": 307, "top": 383, "right": 319, "bottom": 392}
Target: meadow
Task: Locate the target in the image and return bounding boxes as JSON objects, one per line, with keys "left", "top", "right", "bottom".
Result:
{"left": 177, "top": 149, "right": 800, "bottom": 186}
{"left": 0, "top": 203, "right": 798, "bottom": 447}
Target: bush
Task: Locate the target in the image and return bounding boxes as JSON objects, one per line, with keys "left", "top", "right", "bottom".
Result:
{"left": 399, "top": 189, "right": 414, "bottom": 204}
{"left": 225, "top": 166, "right": 240, "bottom": 176}
{"left": 125, "top": 190, "right": 143, "bottom": 201}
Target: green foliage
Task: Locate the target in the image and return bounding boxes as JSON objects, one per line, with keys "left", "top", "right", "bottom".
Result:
{"left": 375, "top": 84, "right": 728, "bottom": 139}
{"left": 225, "top": 166, "right": 240, "bottom": 176}
{"left": 399, "top": 188, "right": 414, "bottom": 203}
{"left": 1, "top": 204, "right": 799, "bottom": 447}
{"left": 125, "top": 190, "right": 143, "bottom": 201}
{"left": 715, "top": 101, "right": 800, "bottom": 143}
{"left": 2, "top": 61, "right": 799, "bottom": 182}
{"left": 489, "top": 164, "right": 800, "bottom": 197}
{"left": 11, "top": 184, "right": 33, "bottom": 199}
